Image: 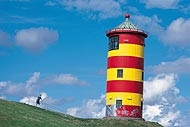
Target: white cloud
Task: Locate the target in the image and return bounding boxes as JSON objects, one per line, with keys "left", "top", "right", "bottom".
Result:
{"left": 143, "top": 73, "right": 186, "bottom": 127}
{"left": 20, "top": 92, "right": 68, "bottom": 112}
{"left": 133, "top": 15, "right": 190, "bottom": 47}
{"left": 66, "top": 73, "right": 188, "bottom": 126}
{"left": 147, "top": 58, "right": 190, "bottom": 74}
{"left": 0, "top": 72, "right": 89, "bottom": 99}
{"left": 141, "top": 0, "right": 179, "bottom": 9}
{"left": 40, "top": 92, "right": 48, "bottom": 99}
{"left": 0, "top": 96, "right": 6, "bottom": 99}
{"left": 0, "top": 81, "right": 8, "bottom": 89}
{"left": 0, "top": 30, "right": 12, "bottom": 47}
{"left": 15, "top": 27, "right": 58, "bottom": 52}
{"left": 144, "top": 104, "right": 182, "bottom": 127}
{"left": 66, "top": 107, "right": 79, "bottom": 116}
{"left": 132, "top": 15, "right": 164, "bottom": 35}
{"left": 20, "top": 96, "right": 37, "bottom": 106}
{"left": 20, "top": 92, "right": 47, "bottom": 106}
{"left": 66, "top": 94, "right": 105, "bottom": 118}
{"left": 45, "top": 1, "right": 57, "bottom": 6}
{"left": 26, "top": 72, "right": 40, "bottom": 86}
{"left": 3, "top": 72, "right": 40, "bottom": 97}
{"left": 60, "top": 0, "right": 124, "bottom": 19}
{"left": 159, "top": 111, "right": 181, "bottom": 127}
{"left": 52, "top": 74, "right": 89, "bottom": 86}
{"left": 144, "top": 73, "right": 177, "bottom": 103}
{"left": 143, "top": 104, "right": 162, "bottom": 121}
{"left": 160, "top": 18, "right": 190, "bottom": 46}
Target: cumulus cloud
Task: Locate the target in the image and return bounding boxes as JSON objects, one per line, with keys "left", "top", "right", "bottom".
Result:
{"left": 144, "top": 74, "right": 177, "bottom": 103}
{"left": 20, "top": 96, "right": 37, "bottom": 106}
{"left": 20, "top": 92, "right": 47, "bottom": 106}
{"left": 160, "top": 18, "right": 190, "bottom": 46}
{"left": 60, "top": 0, "right": 124, "bottom": 19}
{"left": 141, "top": 0, "right": 179, "bottom": 9}
{"left": 20, "top": 92, "right": 69, "bottom": 112}
{"left": 133, "top": 15, "right": 190, "bottom": 47}
{"left": 66, "top": 73, "right": 188, "bottom": 127}
{"left": 4, "top": 72, "right": 40, "bottom": 97}
{"left": 143, "top": 104, "right": 162, "bottom": 120}
{"left": 0, "top": 30, "right": 12, "bottom": 47}
{"left": 144, "top": 104, "right": 182, "bottom": 127}
{"left": 0, "top": 72, "right": 89, "bottom": 99}
{"left": 66, "top": 94, "right": 105, "bottom": 118}
{"left": 132, "top": 15, "right": 164, "bottom": 35}
{"left": 0, "top": 96, "right": 6, "bottom": 99}
{"left": 45, "top": 1, "right": 57, "bottom": 6}
{"left": 51, "top": 74, "right": 89, "bottom": 86}
{"left": 15, "top": 27, "right": 58, "bottom": 52}
{"left": 0, "top": 81, "right": 8, "bottom": 89}
{"left": 143, "top": 73, "right": 187, "bottom": 127}
{"left": 147, "top": 57, "right": 190, "bottom": 74}
{"left": 26, "top": 72, "right": 40, "bottom": 86}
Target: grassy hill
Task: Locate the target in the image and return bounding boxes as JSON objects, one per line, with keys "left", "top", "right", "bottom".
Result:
{"left": 0, "top": 99, "right": 163, "bottom": 127}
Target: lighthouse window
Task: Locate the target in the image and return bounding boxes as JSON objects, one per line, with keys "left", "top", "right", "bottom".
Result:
{"left": 117, "top": 69, "right": 123, "bottom": 78}
{"left": 116, "top": 100, "right": 122, "bottom": 108}
{"left": 109, "top": 36, "right": 119, "bottom": 51}
{"left": 142, "top": 72, "right": 144, "bottom": 80}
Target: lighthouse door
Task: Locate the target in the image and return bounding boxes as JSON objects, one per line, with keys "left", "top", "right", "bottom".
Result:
{"left": 116, "top": 100, "right": 122, "bottom": 108}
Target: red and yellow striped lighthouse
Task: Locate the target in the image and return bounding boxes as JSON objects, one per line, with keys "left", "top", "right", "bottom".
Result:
{"left": 105, "top": 14, "right": 148, "bottom": 118}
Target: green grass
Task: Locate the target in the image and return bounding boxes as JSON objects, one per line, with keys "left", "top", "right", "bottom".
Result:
{"left": 0, "top": 99, "right": 163, "bottom": 127}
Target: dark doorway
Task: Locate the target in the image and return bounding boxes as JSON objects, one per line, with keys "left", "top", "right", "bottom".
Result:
{"left": 116, "top": 100, "right": 122, "bottom": 108}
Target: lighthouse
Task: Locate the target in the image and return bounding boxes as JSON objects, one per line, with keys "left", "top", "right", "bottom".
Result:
{"left": 105, "top": 14, "right": 148, "bottom": 118}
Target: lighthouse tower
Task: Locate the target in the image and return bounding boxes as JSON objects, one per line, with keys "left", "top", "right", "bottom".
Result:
{"left": 105, "top": 14, "right": 148, "bottom": 118}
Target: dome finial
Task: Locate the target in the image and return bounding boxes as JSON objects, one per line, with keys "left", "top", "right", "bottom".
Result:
{"left": 125, "top": 13, "right": 130, "bottom": 19}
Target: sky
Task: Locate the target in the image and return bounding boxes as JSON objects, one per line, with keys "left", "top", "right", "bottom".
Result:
{"left": 0, "top": 0, "right": 190, "bottom": 126}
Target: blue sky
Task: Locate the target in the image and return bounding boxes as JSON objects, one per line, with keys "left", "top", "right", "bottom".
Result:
{"left": 0, "top": 0, "right": 190, "bottom": 126}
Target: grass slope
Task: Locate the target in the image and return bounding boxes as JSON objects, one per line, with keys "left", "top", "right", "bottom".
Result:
{"left": 0, "top": 99, "right": 163, "bottom": 127}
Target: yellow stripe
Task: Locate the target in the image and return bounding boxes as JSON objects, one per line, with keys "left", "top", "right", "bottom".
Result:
{"left": 107, "top": 68, "right": 143, "bottom": 82}
{"left": 106, "top": 92, "right": 142, "bottom": 106}
{"left": 108, "top": 44, "right": 144, "bottom": 58}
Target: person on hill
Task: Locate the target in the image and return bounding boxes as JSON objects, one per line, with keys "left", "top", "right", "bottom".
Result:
{"left": 36, "top": 94, "right": 42, "bottom": 106}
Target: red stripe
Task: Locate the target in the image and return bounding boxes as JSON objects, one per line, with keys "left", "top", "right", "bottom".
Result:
{"left": 116, "top": 105, "right": 142, "bottom": 118}
{"left": 119, "top": 34, "right": 145, "bottom": 46}
{"left": 106, "top": 105, "right": 142, "bottom": 118}
{"left": 106, "top": 80, "right": 143, "bottom": 94}
{"left": 107, "top": 56, "right": 144, "bottom": 69}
